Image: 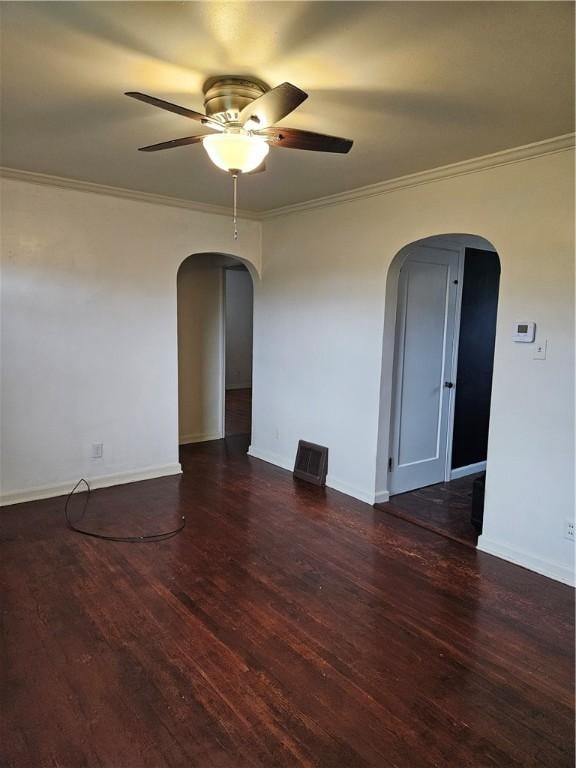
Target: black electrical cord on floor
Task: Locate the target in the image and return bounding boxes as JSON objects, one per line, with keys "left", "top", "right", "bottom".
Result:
{"left": 64, "top": 478, "right": 186, "bottom": 543}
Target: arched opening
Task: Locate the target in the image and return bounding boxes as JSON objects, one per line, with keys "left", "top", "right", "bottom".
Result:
{"left": 176, "top": 252, "right": 254, "bottom": 459}
{"left": 376, "top": 234, "right": 501, "bottom": 546}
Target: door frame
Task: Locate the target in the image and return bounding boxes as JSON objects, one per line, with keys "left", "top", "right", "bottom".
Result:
{"left": 388, "top": 242, "right": 462, "bottom": 494}
{"left": 218, "top": 266, "right": 226, "bottom": 439}
{"left": 387, "top": 235, "right": 497, "bottom": 494}
{"left": 177, "top": 255, "right": 253, "bottom": 446}
{"left": 444, "top": 246, "right": 465, "bottom": 481}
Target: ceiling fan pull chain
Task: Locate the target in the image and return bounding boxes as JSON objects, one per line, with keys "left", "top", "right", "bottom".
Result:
{"left": 232, "top": 172, "right": 238, "bottom": 240}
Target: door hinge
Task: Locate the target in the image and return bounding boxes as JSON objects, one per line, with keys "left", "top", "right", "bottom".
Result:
{"left": 388, "top": 457, "right": 393, "bottom": 471}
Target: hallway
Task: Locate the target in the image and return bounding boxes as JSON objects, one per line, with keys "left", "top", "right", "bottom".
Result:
{"left": 225, "top": 388, "right": 252, "bottom": 437}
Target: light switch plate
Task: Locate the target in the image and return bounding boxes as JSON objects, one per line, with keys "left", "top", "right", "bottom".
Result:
{"left": 533, "top": 339, "right": 547, "bottom": 360}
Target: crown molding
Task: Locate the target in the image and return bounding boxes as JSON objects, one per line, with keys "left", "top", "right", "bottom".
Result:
{"left": 1, "top": 133, "right": 573, "bottom": 222}
{"left": 261, "top": 133, "right": 575, "bottom": 219}
{"left": 0, "top": 166, "right": 260, "bottom": 221}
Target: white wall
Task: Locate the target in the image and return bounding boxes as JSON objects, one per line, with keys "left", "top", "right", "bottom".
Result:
{"left": 1, "top": 149, "right": 574, "bottom": 586}
{"left": 177, "top": 258, "right": 223, "bottom": 444}
{"left": 0, "top": 177, "right": 261, "bottom": 503}
{"left": 252, "top": 149, "right": 575, "bottom": 585}
{"left": 225, "top": 268, "right": 253, "bottom": 390}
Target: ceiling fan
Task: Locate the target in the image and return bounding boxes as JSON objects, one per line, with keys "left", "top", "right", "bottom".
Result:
{"left": 126, "top": 76, "right": 353, "bottom": 238}
{"left": 126, "top": 76, "right": 353, "bottom": 175}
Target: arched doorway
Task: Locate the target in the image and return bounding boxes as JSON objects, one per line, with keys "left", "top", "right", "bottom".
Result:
{"left": 376, "top": 234, "right": 501, "bottom": 546}
{"left": 176, "top": 252, "right": 254, "bottom": 455}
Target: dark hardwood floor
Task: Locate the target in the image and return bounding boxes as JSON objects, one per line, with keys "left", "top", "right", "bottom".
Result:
{"left": 1, "top": 437, "right": 574, "bottom": 767}
{"left": 225, "top": 388, "right": 252, "bottom": 436}
{"left": 379, "top": 474, "right": 481, "bottom": 547}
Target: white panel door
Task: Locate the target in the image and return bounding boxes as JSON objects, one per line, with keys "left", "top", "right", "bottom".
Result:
{"left": 389, "top": 246, "right": 459, "bottom": 495}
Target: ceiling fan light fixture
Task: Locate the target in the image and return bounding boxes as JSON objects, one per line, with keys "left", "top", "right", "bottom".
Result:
{"left": 202, "top": 132, "right": 269, "bottom": 173}
{"left": 127, "top": 79, "right": 353, "bottom": 239}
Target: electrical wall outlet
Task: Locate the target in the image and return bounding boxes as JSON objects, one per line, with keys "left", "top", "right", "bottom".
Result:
{"left": 91, "top": 443, "right": 103, "bottom": 459}
{"left": 565, "top": 519, "right": 575, "bottom": 541}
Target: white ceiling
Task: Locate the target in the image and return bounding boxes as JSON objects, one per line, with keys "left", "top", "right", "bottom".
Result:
{"left": 1, "top": 1, "right": 573, "bottom": 212}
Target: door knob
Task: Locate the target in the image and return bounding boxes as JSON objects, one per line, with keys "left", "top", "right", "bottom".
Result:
{"left": 444, "top": 381, "right": 454, "bottom": 389}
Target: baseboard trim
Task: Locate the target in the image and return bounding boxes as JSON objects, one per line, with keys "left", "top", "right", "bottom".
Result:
{"left": 374, "top": 489, "right": 390, "bottom": 504}
{"left": 450, "top": 461, "right": 486, "bottom": 480}
{"left": 247, "top": 446, "right": 293, "bottom": 471}
{"left": 326, "top": 477, "right": 376, "bottom": 505}
{"left": 477, "top": 536, "right": 575, "bottom": 587}
{"left": 248, "top": 445, "right": 375, "bottom": 504}
{"left": 0, "top": 463, "right": 183, "bottom": 507}
{"left": 179, "top": 432, "right": 222, "bottom": 445}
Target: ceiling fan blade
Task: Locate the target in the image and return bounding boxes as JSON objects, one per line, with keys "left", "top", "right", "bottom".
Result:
{"left": 239, "top": 83, "right": 308, "bottom": 130}
{"left": 256, "top": 127, "right": 353, "bottom": 153}
{"left": 125, "top": 92, "right": 222, "bottom": 129}
{"left": 138, "top": 135, "right": 208, "bottom": 152}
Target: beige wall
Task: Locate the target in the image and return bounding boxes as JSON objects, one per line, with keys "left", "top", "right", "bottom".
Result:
{"left": 225, "top": 268, "right": 254, "bottom": 390}
{"left": 177, "top": 258, "right": 224, "bottom": 444}
{"left": 0, "top": 178, "right": 260, "bottom": 503}
{"left": 253, "top": 148, "right": 575, "bottom": 585}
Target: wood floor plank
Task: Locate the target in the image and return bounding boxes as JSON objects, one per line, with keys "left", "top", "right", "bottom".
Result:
{"left": 378, "top": 474, "right": 481, "bottom": 546}
{"left": 1, "top": 436, "right": 573, "bottom": 767}
{"left": 225, "top": 389, "right": 252, "bottom": 437}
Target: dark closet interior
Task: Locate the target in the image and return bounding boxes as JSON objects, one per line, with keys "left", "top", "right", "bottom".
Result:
{"left": 451, "top": 248, "right": 500, "bottom": 470}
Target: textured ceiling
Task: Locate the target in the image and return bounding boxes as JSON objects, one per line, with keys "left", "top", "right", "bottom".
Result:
{"left": 1, "top": 1, "right": 573, "bottom": 211}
